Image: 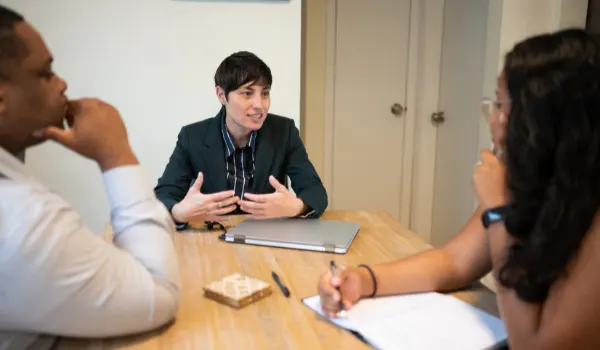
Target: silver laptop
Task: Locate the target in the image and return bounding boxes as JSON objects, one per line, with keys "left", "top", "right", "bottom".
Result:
{"left": 219, "top": 219, "right": 360, "bottom": 254}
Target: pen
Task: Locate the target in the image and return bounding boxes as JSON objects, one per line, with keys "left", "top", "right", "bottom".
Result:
{"left": 330, "top": 260, "right": 346, "bottom": 316}
{"left": 271, "top": 271, "right": 290, "bottom": 298}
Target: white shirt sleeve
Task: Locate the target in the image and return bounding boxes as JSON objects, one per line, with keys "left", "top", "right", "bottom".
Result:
{"left": 0, "top": 165, "right": 181, "bottom": 338}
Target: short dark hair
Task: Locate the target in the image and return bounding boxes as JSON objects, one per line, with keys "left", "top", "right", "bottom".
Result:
{"left": 0, "top": 5, "right": 26, "bottom": 80}
{"left": 214, "top": 51, "right": 272, "bottom": 98}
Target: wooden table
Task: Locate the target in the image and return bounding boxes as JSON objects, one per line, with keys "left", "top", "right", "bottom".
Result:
{"left": 58, "top": 210, "right": 498, "bottom": 350}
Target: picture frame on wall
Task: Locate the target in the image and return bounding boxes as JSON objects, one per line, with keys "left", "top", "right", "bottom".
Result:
{"left": 174, "top": 0, "right": 289, "bottom": 2}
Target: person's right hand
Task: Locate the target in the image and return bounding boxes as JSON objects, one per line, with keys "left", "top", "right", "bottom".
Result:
{"left": 171, "top": 172, "right": 239, "bottom": 223}
{"left": 36, "top": 98, "right": 137, "bottom": 171}
{"left": 318, "top": 266, "right": 372, "bottom": 318}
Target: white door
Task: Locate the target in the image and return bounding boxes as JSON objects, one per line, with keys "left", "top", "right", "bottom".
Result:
{"left": 430, "top": 0, "right": 490, "bottom": 247}
{"left": 331, "top": 0, "right": 411, "bottom": 221}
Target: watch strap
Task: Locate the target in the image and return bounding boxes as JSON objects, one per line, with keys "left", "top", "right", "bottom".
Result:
{"left": 482, "top": 204, "right": 512, "bottom": 228}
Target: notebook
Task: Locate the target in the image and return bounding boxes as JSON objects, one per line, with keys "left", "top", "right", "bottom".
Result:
{"left": 302, "top": 292, "right": 507, "bottom": 350}
{"left": 219, "top": 218, "right": 360, "bottom": 254}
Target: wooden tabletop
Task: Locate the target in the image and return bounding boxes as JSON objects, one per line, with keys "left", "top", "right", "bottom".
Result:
{"left": 58, "top": 210, "right": 498, "bottom": 350}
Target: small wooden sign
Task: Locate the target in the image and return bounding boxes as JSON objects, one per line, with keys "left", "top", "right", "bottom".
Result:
{"left": 203, "top": 273, "right": 272, "bottom": 308}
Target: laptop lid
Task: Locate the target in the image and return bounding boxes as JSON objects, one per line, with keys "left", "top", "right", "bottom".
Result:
{"left": 220, "top": 219, "right": 360, "bottom": 254}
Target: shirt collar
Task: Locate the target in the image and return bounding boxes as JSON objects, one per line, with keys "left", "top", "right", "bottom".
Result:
{"left": 0, "top": 145, "right": 36, "bottom": 184}
{"left": 220, "top": 114, "right": 257, "bottom": 158}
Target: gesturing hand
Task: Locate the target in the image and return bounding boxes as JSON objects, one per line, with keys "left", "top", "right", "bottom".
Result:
{"left": 171, "top": 172, "right": 239, "bottom": 223}
{"left": 240, "top": 176, "right": 306, "bottom": 219}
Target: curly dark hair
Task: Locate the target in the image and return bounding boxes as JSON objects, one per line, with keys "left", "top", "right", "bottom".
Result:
{"left": 500, "top": 29, "right": 600, "bottom": 302}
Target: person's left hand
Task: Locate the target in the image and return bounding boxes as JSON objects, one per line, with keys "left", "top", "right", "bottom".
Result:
{"left": 473, "top": 149, "right": 509, "bottom": 209}
{"left": 241, "top": 176, "right": 306, "bottom": 219}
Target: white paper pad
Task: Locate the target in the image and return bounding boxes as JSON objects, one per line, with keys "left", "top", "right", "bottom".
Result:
{"left": 303, "top": 292, "right": 507, "bottom": 350}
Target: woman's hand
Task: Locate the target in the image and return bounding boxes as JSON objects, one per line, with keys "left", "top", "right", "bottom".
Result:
{"left": 473, "top": 149, "right": 509, "bottom": 209}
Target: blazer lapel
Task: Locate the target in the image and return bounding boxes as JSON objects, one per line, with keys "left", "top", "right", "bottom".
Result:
{"left": 202, "top": 111, "right": 228, "bottom": 193}
{"left": 252, "top": 121, "right": 275, "bottom": 193}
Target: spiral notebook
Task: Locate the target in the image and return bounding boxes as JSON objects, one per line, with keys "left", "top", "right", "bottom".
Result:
{"left": 302, "top": 292, "right": 507, "bottom": 350}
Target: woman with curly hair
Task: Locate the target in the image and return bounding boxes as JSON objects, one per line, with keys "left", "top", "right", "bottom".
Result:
{"left": 317, "top": 28, "right": 600, "bottom": 349}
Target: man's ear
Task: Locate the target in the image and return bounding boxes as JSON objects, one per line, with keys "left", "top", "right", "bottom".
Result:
{"left": 216, "top": 86, "right": 228, "bottom": 105}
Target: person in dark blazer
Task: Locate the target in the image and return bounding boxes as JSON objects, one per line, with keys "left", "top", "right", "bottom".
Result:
{"left": 155, "top": 51, "right": 327, "bottom": 229}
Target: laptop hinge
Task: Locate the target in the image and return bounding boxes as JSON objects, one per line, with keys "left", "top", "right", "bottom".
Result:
{"left": 323, "top": 243, "right": 336, "bottom": 253}
{"left": 233, "top": 235, "right": 246, "bottom": 244}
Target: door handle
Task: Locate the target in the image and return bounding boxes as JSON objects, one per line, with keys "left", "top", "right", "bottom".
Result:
{"left": 431, "top": 111, "right": 445, "bottom": 126}
{"left": 391, "top": 103, "right": 406, "bottom": 117}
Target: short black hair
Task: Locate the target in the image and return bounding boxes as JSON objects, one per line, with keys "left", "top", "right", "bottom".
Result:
{"left": 0, "top": 5, "right": 26, "bottom": 80}
{"left": 214, "top": 51, "right": 272, "bottom": 98}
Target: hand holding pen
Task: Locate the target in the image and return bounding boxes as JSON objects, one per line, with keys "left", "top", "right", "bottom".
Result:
{"left": 329, "top": 261, "right": 347, "bottom": 316}
{"left": 318, "top": 261, "right": 369, "bottom": 318}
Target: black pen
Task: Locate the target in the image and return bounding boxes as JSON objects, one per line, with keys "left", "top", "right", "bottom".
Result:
{"left": 271, "top": 271, "right": 290, "bottom": 298}
{"left": 330, "top": 260, "right": 346, "bottom": 316}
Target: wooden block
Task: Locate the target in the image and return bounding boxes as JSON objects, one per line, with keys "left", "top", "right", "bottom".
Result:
{"left": 203, "top": 273, "right": 272, "bottom": 309}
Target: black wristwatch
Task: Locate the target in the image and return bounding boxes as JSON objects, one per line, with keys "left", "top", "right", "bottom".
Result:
{"left": 481, "top": 204, "right": 512, "bottom": 228}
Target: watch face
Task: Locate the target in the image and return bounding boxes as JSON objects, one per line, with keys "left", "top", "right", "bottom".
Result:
{"left": 487, "top": 211, "right": 504, "bottom": 222}
{"left": 483, "top": 206, "right": 510, "bottom": 228}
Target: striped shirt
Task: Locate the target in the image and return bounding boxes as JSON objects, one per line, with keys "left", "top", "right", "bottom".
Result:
{"left": 220, "top": 118, "right": 257, "bottom": 201}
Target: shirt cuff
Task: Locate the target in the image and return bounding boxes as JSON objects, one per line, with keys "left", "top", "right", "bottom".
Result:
{"left": 175, "top": 222, "right": 188, "bottom": 231}
{"left": 102, "top": 165, "right": 154, "bottom": 209}
{"left": 297, "top": 209, "right": 315, "bottom": 218}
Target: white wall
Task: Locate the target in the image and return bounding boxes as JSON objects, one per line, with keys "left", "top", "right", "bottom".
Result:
{"left": 4, "top": 0, "right": 302, "bottom": 233}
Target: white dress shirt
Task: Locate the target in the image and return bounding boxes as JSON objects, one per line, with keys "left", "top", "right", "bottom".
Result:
{"left": 0, "top": 146, "right": 181, "bottom": 350}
